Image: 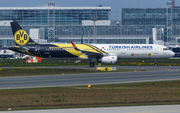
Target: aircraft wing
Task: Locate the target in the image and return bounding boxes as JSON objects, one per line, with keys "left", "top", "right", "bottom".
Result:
{"left": 7, "top": 46, "right": 29, "bottom": 52}
{"left": 71, "top": 41, "right": 108, "bottom": 59}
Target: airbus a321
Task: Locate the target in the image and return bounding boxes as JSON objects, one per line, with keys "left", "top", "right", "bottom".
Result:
{"left": 7, "top": 22, "right": 175, "bottom": 67}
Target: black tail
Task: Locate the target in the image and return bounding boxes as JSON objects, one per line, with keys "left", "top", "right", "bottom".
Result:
{"left": 10, "top": 22, "right": 37, "bottom": 46}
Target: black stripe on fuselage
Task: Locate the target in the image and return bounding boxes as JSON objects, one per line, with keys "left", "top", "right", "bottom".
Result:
{"left": 29, "top": 44, "right": 78, "bottom": 58}
{"left": 84, "top": 44, "right": 108, "bottom": 54}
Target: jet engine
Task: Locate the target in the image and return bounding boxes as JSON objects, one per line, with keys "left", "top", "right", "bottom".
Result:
{"left": 99, "top": 55, "right": 117, "bottom": 64}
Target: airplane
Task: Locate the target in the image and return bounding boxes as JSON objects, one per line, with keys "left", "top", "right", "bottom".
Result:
{"left": 7, "top": 22, "right": 175, "bottom": 67}
{"left": 0, "top": 49, "right": 15, "bottom": 59}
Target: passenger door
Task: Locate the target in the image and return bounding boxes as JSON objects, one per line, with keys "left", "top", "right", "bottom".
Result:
{"left": 121, "top": 49, "right": 125, "bottom": 54}
{"left": 154, "top": 48, "right": 158, "bottom": 54}
{"left": 35, "top": 45, "right": 40, "bottom": 54}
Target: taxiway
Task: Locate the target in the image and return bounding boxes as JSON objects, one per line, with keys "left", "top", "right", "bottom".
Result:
{"left": 0, "top": 66, "right": 180, "bottom": 89}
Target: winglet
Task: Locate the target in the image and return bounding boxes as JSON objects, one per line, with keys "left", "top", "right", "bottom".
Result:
{"left": 71, "top": 41, "right": 78, "bottom": 50}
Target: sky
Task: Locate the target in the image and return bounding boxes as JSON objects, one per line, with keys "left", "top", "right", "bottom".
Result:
{"left": 0, "top": 0, "right": 180, "bottom": 20}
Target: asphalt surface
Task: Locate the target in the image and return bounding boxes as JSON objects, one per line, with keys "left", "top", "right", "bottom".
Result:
{"left": 1, "top": 105, "right": 180, "bottom": 113}
{"left": 1, "top": 66, "right": 180, "bottom": 113}
{"left": 0, "top": 66, "right": 180, "bottom": 89}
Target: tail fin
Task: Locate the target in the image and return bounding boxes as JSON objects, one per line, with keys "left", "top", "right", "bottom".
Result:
{"left": 10, "top": 22, "right": 37, "bottom": 46}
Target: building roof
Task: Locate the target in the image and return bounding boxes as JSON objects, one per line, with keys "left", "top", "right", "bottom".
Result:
{"left": 0, "top": 7, "right": 111, "bottom": 10}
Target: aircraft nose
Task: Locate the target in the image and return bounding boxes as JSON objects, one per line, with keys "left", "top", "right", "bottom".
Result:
{"left": 170, "top": 51, "right": 175, "bottom": 57}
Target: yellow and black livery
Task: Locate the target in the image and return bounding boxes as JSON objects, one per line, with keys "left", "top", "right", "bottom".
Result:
{"left": 8, "top": 22, "right": 108, "bottom": 65}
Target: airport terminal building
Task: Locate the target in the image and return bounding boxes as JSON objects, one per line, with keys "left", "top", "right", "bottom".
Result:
{"left": 0, "top": 5, "right": 148, "bottom": 47}
{"left": 1, "top": 3, "right": 180, "bottom": 47}
{"left": 0, "top": 6, "right": 111, "bottom": 47}
{"left": 121, "top": 8, "right": 180, "bottom": 42}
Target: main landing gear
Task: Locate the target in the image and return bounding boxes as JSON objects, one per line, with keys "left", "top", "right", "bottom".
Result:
{"left": 90, "top": 62, "right": 95, "bottom": 67}
{"left": 89, "top": 57, "right": 96, "bottom": 67}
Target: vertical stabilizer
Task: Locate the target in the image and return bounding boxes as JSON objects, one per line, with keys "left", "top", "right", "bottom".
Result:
{"left": 10, "top": 22, "right": 37, "bottom": 46}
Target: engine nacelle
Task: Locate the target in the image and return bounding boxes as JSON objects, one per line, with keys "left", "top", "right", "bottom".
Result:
{"left": 100, "top": 55, "right": 117, "bottom": 64}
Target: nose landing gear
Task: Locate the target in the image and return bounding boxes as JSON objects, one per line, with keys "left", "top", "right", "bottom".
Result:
{"left": 154, "top": 59, "right": 157, "bottom": 66}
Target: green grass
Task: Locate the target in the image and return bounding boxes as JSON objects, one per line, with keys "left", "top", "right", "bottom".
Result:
{"left": 0, "top": 58, "right": 180, "bottom": 67}
{"left": 0, "top": 68, "right": 144, "bottom": 77}
{"left": 1, "top": 80, "right": 180, "bottom": 110}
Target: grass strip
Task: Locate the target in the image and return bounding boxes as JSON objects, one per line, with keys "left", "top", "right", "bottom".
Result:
{"left": 0, "top": 68, "right": 144, "bottom": 77}
{"left": 0, "top": 80, "right": 180, "bottom": 110}
{"left": 0, "top": 58, "right": 180, "bottom": 67}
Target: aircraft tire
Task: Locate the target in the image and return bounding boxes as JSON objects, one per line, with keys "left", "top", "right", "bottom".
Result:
{"left": 90, "top": 62, "right": 94, "bottom": 67}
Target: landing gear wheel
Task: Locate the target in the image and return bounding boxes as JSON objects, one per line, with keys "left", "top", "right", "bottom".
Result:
{"left": 154, "top": 63, "right": 157, "bottom": 67}
{"left": 90, "top": 62, "right": 95, "bottom": 67}
{"left": 154, "top": 59, "right": 157, "bottom": 67}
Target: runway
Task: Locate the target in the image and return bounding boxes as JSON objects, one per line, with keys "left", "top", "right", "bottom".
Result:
{"left": 0, "top": 66, "right": 180, "bottom": 89}
{"left": 1, "top": 105, "right": 180, "bottom": 113}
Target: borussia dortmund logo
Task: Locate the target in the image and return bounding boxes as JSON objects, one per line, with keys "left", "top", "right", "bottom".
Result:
{"left": 148, "top": 53, "right": 151, "bottom": 56}
{"left": 14, "top": 29, "right": 29, "bottom": 46}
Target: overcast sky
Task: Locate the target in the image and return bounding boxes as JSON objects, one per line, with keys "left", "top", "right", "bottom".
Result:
{"left": 0, "top": 0, "right": 180, "bottom": 20}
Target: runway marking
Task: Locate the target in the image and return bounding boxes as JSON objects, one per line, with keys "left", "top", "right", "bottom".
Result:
{"left": 0, "top": 71, "right": 180, "bottom": 84}
{"left": 128, "top": 110, "right": 180, "bottom": 113}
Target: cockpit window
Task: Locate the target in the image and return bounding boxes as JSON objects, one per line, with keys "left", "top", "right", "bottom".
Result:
{"left": 163, "top": 48, "right": 170, "bottom": 50}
